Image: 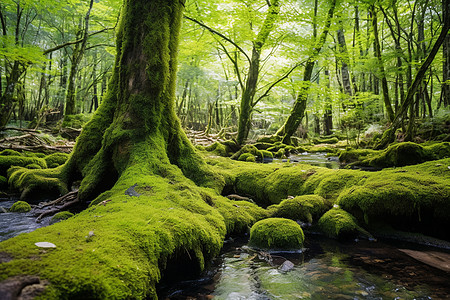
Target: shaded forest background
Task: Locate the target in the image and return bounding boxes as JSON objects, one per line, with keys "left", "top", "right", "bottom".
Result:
{"left": 1, "top": 0, "right": 449, "bottom": 146}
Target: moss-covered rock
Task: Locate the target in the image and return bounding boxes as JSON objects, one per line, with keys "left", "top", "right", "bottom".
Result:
{"left": 318, "top": 208, "right": 370, "bottom": 240}
{"left": 238, "top": 152, "right": 255, "bottom": 162}
{"left": 9, "top": 200, "right": 31, "bottom": 213}
{"left": 25, "top": 163, "right": 43, "bottom": 169}
{"left": 259, "top": 150, "right": 273, "bottom": 159}
{"left": 231, "top": 145, "right": 259, "bottom": 160}
{"left": 313, "top": 137, "right": 339, "bottom": 144}
{"left": 0, "top": 155, "right": 47, "bottom": 176}
{"left": 44, "top": 153, "right": 70, "bottom": 168}
{"left": 338, "top": 149, "right": 378, "bottom": 164}
{"left": 0, "top": 149, "right": 22, "bottom": 156}
{"left": 50, "top": 211, "right": 74, "bottom": 224}
{"left": 268, "top": 195, "right": 329, "bottom": 224}
{"left": 249, "top": 218, "right": 304, "bottom": 250}
{"left": 8, "top": 166, "right": 68, "bottom": 200}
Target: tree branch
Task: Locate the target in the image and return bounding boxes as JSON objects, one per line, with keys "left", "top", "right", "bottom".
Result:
{"left": 252, "top": 63, "right": 301, "bottom": 107}
{"left": 184, "top": 15, "right": 251, "bottom": 64}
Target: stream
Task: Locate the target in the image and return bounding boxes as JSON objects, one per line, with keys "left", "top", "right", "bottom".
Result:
{"left": 1, "top": 153, "right": 449, "bottom": 299}
{"left": 159, "top": 236, "right": 450, "bottom": 299}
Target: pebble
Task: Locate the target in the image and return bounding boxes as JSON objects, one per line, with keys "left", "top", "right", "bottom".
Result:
{"left": 35, "top": 242, "right": 56, "bottom": 248}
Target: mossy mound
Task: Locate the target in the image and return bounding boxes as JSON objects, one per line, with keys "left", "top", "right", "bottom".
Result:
{"left": 268, "top": 195, "right": 329, "bottom": 224}
{"left": 249, "top": 218, "right": 304, "bottom": 250}
{"left": 0, "top": 156, "right": 47, "bottom": 176}
{"left": 318, "top": 208, "right": 370, "bottom": 240}
{"left": 8, "top": 166, "right": 68, "bottom": 200}
{"left": 0, "top": 149, "right": 22, "bottom": 156}
{"left": 50, "top": 211, "right": 74, "bottom": 224}
{"left": 44, "top": 153, "right": 70, "bottom": 168}
{"left": 62, "top": 114, "right": 92, "bottom": 129}
{"left": 25, "top": 163, "right": 43, "bottom": 169}
{"left": 337, "top": 160, "right": 450, "bottom": 239}
{"left": 238, "top": 152, "right": 256, "bottom": 162}
{"left": 313, "top": 136, "right": 339, "bottom": 144}
{"left": 9, "top": 200, "right": 31, "bottom": 213}
{"left": 338, "top": 149, "right": 378, "bottom": 164}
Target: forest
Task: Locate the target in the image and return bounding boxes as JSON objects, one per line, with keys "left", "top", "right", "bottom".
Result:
{"left": 0, "top": 0, "right": 449, "bottom": 299}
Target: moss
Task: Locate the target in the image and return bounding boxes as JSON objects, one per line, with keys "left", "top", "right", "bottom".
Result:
{"left": 338, "top": 149, "right": 378, "bottom": 164}
{"left": 9, "top": 200, "right": 31, "bottom": 213}
{"left": 318, "top": 208, "right": 370, "bottom": 240}
{"left": 257, "top": 135, "right": 282, "bottom": 144}
{"left": 230, "top": 145, "right": 259, "bottom": 160}
{"left": 424, "top": 142, "right": 450, "bottom": 159}
{"left": 249, "top": 218, "right": 304, "bottom": 250}
{"left": 0, "top": 155, "right": 47, "bottom": 176}
{"left": 0, "top": 149, "right": 22, "bottom": 156}
{"left": 274, "top": 148, "right": 285, "bottom": 158}
{"left": 268, "top": 195, "right": 329, "bottom": 224}
{"left": 22, "top": 151, "right": 46, "bottom": 158}
{"left": 362, "top": 142, "right": 427, "bottom": 167}
{"left": 62, "top": 114, "right": 92, "bottom": 129}
{"left": 50, "top": 211, "right": 74, "bottom": 224}
{"left": 44, "top": 153, "right": 70, "bottom": 168}
{"left": 245, "top": 156, "right": 256, "bottom": 162}
{"left": 254, "top": 142, "right": 273, "bottom": 150}
{"left": 25, "top": 163, "right": 43, "bottom": 169}
{"left": 337, "top": 159, "right": 450, "bottom": 239}
{"left": 313, "top": 137, "right": 339, "bottom": 144}
{"left": 259, "top": 150, "right": 273, "bottom": 159}
{"left": 238, "top": 152, "right": 255, "bottom": 162}
{"left": 8, "top": 166, "right": 68, "bottom": 200}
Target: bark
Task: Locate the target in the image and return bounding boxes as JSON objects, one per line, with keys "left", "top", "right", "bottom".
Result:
{"left": 443, "top": 0, "right": 450, "bottom": 107}
{"left": 275, "top": 0, "right": 336, "bottom": 143}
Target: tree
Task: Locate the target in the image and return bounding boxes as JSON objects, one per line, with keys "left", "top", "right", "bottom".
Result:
{"left": 1, "top": 0, "right": 262, "bottom": 298}
{"left": 275, "top": 0, "right": 336, "bottom": 143}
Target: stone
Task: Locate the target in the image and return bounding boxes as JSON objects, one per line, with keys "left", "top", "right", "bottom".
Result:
{"left": 279, "top": 260, "right": 295, "bottom": 272}
{"left": 34, "top": 242, "right": 56, "bottom": 248}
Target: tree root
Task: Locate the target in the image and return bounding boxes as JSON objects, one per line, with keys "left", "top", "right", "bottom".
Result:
{"left": 33, "top": 190, "right": 79, "bottom": 223}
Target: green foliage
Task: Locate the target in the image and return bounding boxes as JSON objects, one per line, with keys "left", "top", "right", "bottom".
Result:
{"left": 249, "top": 218, "right": 304, "bottom": 250}
{"left": 9, "top": 201, "right": 31, "bottom": 213}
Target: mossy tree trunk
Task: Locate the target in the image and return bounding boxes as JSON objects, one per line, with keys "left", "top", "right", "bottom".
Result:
{"left": 1, "top": 1, "right": 266, "bottom": 298}
{"left": 275, "top": 0, "right": 336, "bottom": 144}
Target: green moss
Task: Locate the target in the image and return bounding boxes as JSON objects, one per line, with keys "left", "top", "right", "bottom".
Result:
{"left": 62, "top": 114, "right": 92, "bottom": 129}
{"left": 25, "top": 163, "right": 43, "bottom": 169}
{"left": 9, "top": 200, "right": 31, "bottom": 213}
{"left": 238, "top": 153, "right": 255, "bottom": 162}
{"left": 8, "top": 166, "right": 68, "bottom": 200}
{"left": 44, "top": 153, "right": 70, "bottom": 168}
{"left": 268, "top": 195, "right": 329, "bottom": 224}
{"left": 259, "top": 150, "right": 273, "bottom": 159}
{"left": 0, "top": 155, "right": 47, "bottom": 176}
{"left": 231, "top": 145, "right": 259, "bottom": 160}
{"left": 256, "top": 135, "right": 282, "bottom": 144}
{"left": 318, "top": 208, "right": 370, "bottom": 240}
{"left": 246, "top": 155, "right": 256, "bottom": 162}
{"left": 338, "top": 149, "right": 378, "bottom": 164}
{"left": 274, "top": 148, "right": 285, "bottom": 158}
{"left": 0, "top": 149, "right": 22, "bottom": 156}
{"left": 424, "top": 142, "right": 450, "bottom": 159}
{"left": 23, "top": 151, "right": 46, "bottom": 158}
{"left": 313, "top": 137, "right": 339, "bottom": 144}
{"left": 249, "top": 218, "right": 304, "bottom": 250}
{"left": 50, "top": 211, "right": 74, "bottom": 224}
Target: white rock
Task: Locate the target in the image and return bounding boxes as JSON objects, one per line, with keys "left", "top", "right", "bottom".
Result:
{"left": 35, "top": 242, "right": 56, "bottom": 248}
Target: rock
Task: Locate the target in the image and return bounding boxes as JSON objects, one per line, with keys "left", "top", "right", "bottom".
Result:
{"left": 279, "top": 260, "right": 295, "bottom": 272}
{"left": 34, "top": 242, "right": 56, "bottom": 248}
{"left": 0, "top": 275, "right": 41, "bottom": 300}
{"left": 398, "top": 249, "right": 450, "bottom": 272}
{"left": 125, "top": 184, "right": 141, "bottom": 197}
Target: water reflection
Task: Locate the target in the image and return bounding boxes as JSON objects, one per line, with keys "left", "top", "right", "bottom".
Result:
{"left": 160, "top": 237, "right": 450, "bottom": 299}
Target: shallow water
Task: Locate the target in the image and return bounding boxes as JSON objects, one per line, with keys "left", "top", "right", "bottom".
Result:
{"left": 159, "top": 236, "right": 450, "bottom": 300}
{"left": 268, "top": 152, "right": 340, "bottom": 169}
{"left": 0, "top": 199, "right": 50, "bottom": 242}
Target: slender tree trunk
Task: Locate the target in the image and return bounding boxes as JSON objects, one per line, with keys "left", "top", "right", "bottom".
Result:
{"left": 443, "top": 0, "right": 450, "bottom": 107}
{"left": 64, "top": 0, "right": 94, "bottom": 116}
{"left": 371, "top": 5, "right": 395, "bottom": 122}
{"left": 276, "top": 0, "right": 336, "bottom": 143}
{"left": 236, "top": 0, "right": 280, "bottom": 145}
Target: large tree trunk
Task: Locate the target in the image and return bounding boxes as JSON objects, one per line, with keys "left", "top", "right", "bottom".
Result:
{"left": 0, "top": 1, "right": 263, "bottom": 298}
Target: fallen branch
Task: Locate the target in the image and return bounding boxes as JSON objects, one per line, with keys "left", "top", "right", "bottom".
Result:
{"left": 34, "top": 190, "right": 79, "bottom": 223}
